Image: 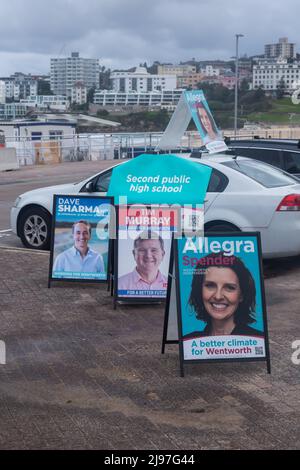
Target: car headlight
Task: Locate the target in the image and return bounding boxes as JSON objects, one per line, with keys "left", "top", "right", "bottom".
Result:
{"left": 14, "top": 196, "right": 22, "bottom": 208}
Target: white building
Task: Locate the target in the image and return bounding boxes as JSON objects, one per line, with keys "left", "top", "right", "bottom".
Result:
{"left": 93, "top": 89, "right": 183, "bottom": 108}
{"left": 20, "top": 95, "right": 69, "bottom": 111}
{"left": 0, "top": 74, "right": 39, "bottom": 101}
{"left": 50, "top": 52, "right": 99, "bottom": 98}
{"left": 0, "top": 103, "right": 28, "bottom": 120}
{"left": 0, "top": 81, "right": 6, "bottom": 104}
{"left": 253, "top": 59, "right": 300, "bottom": 92}
{"left": 200, "top": 65, "right": 221, "bottom": 77}
{"left": 110, "top": 67, "right": 177, "bottom": 93}
{"left": 71, "top": 82, "right": 87, "bottom": 105}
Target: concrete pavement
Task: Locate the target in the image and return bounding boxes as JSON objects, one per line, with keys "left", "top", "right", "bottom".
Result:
{"left": 0, "top": 245, "right": 299, "bottom": 450}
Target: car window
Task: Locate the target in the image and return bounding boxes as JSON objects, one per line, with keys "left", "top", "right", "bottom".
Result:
{"left": 207, "top": 168, "right": 229, "bottom": 192}
{"left": 231, "top": 147, "right": 282, "bottom": 169}
{"left": 283, "top": 151, "right": 300, "bottom": 174}
{"left": 222, "top": 159, "right": 297, "bottom": 188}
{"left": 94, "top": 170, "right": 113, "bottom": 192}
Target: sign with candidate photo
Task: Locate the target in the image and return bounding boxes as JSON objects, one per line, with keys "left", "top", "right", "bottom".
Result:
{"left": 172, "top": 232, "right": 271, "bottom": 375}
{"left": 115, "top": 205, "right": 180, "bottom": 303}
{"left": 49, "top": 194, "right": 114, "bottom": 284}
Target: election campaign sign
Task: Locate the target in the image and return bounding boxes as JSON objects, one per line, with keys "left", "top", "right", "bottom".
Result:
{"left": 107, "top": 153, "right": 212, "bottom": 205}
{"left": 115, "top": 205, "right": 180, "bottom": 304}
{"left": 164, "top": 232, "right": 271, "bottom": 376}
{"left": 157, "top": 91, "right": 228, "bottom": 154}
{"left": 49, "top": 195, "right": 114, "bottom": 285}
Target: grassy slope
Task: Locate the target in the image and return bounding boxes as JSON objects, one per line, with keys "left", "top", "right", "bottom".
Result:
{"left": 246, "top": 98, "right": 300, "bottom": 125}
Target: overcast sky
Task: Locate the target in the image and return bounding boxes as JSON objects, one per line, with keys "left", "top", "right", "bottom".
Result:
{"left": 0, "top": 0, "right": 299, "bottom": 76}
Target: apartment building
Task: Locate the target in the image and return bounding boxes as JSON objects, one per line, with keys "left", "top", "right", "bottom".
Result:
{"left": 157, "top": 64, "right": 196, "bottom": 75}
{"left": 0, "top": 73, "right": 39, "bottom": 101}
{"left": 20, "top": 95, "right": 69, "bottom": 111}
{"left": 0, "top": 81, "right": 6, "bottom": 104}
{"left": 0, "top": 103, "right": 28, "bottom": 120}
{"left": 93, "top": 89, "right": 183, "bottom": 108}
{"left": 71, "top": 82, "right": 87, "bottom": 105}
{"left": 110, "top": 67, "right": 177, "bottom": 93}
{"left": 264, "top": 37, "right": 295, "bottom": 59}
{"left": 253, "top": 59, "right": 300, "bottom": 91}
{"left": 50, "top": 52, "right": 99, "bottom": 97}
{"left": 176, "top": 73, "right": 204, "bottom": 89}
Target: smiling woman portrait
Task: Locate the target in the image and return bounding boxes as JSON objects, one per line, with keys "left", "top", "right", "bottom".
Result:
{"left": 188, "top": 252, "right": 263, "bottom": 337}
{"left": 196, "top": 101, "right": 219, "bottom": 142}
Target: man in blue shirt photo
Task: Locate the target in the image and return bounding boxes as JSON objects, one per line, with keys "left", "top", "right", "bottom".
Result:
{"left": 53, "top": 220, "right": 105, "bottom": 277}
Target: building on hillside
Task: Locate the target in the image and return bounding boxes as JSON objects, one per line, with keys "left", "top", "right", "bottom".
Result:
{"left": 93, "top": 89, "right": 183, "bottom": 109}
{"left": 110, "top": 67, "right": 177, "bottom": 93}
{"left": 176, "top": 73, "right": 204, "bottom": 89}
{"left": 50, "top": 52, "right": 99, "bottom": 97}
{"left": 20, "top": 95, "right": 69, "bottom": 111}
{"left": 71, "top": 82, "right": 87, "bottom": 105}
{"left": 253, "top": 58, "right": 300, "bottom": 92}
{"left": 0, "top": 73, "right": 39, "bottom": 101}
{"left": 0, "top": 81, "right": 6, "bottom": 104}
{"left": 157, "top": 64, "right": 196, "bottom": 75}
{"left": 199, "top": 65, "right": 221, "bottom": 77}
{"left": 264, "top": 37, "right": 296, "bottom": 60}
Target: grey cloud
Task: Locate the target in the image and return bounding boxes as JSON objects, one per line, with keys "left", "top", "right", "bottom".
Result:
{"left": 0, "top": 0, "right": 299, "bottom": 75}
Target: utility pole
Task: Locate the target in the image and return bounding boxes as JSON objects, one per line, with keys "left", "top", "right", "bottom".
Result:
{"left": 234, "top": 34, "right": 244, "bottom": 138}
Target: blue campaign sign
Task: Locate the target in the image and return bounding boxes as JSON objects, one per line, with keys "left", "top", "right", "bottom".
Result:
{"left": 49, "top": 195, "right": 113, "bottom": 283}
{"left": 175, "top": 233, "right": 270, "bottom": 363}
{"left": 107, "top": 153, "right": 212, "bottom": 205}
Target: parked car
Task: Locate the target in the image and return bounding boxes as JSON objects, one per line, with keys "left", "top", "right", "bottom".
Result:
{"left": 225, "top": 138, "right": 300, "bottom": 179}
{"left": 11, "top": 154, "right": 300, "bottom": 258}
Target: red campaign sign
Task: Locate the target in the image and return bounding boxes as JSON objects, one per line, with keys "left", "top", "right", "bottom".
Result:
{"left": 118, "top": 205, "right": 180, "bottom": 231}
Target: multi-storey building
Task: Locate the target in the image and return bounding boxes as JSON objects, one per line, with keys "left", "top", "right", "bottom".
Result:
{"left": 0, "top": 73, "right": 39, "bottom": 101}
{"left": 200, "top": 65, "right": 221, "bottom": 77}
{"left": 0, "top": 103, "right": 28, "bottom": 120}
{"left": 176, "top": 73, "right": 204, "bottom": 89}
{"left": 0, "top": 81, "right": 6, "bottom": 104}
{"left": 93, "top": 89, "right": 183, "bottom": 108}
{"left": 253, "top": 59, "right": 300, "bottom": 92}
{"left": 110, "top": 67, "right": 177, "bottom": 93}
{"left": 157, "top": 64, "right": 196, "bottom": 75}
{"left": 20, "top": 95, "right": 69, "bottom": 111}
{"left": 50, "top": 52, "right": 99, "bottom": 97}
{"left": 264, "top": 37, "right": 295, "bottom": 60}
{"left": 71, "top": 82, "right": 87, "bottom": 105}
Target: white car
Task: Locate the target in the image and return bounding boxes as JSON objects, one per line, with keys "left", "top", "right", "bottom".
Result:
{"left": 11, "top": 154, "right": 300, "bottom": 258}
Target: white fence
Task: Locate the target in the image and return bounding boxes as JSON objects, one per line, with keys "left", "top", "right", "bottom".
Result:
{"left": 3, "top": 127, "right": 300, "bottom": 166}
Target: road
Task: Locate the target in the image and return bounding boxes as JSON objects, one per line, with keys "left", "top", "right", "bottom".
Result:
{"left": 1, "top": 159, "right": 300, "bottom": 277}
{"left": 0, "top": 160, "right": 121, "bottom": 248}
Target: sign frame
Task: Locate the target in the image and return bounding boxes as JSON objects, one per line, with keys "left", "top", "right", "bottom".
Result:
{"left": 114, "top": 204, "right": 180, "bottom": 307}
{"left": 48, "top": 194, "right": 114, "bottom": 287}
{"left": 167, "top": 232, "right": 271, "bottom": 377}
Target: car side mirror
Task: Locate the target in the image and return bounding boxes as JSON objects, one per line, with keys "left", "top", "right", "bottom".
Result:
{"left": 85, "top": 181, "right": 94, "bottom": 193}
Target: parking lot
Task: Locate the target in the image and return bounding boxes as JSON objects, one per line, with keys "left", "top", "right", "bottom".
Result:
{"left": 0, "top": 161, "right": 300, "bottom": 449}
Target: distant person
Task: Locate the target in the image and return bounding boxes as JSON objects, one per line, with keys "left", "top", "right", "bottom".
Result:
{"left": 196, "top": 101, "right": 219, "bottom": 143}
{"left": 187, "top": 252, "right": 263, "bottom": 337}
{"left": 53, "top": 220, "right": 104, "bottom": 274}
{"left": 118, "top": 232, "right": 168, "bottom": 292}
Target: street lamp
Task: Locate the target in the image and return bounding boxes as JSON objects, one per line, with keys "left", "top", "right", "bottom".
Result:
{"left": 234, "top": 34, "right": 244, "bottom": 138}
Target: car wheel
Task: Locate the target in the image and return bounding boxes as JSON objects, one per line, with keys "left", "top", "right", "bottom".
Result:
{"left": 205, "top": 222, "right": 240, "bottom": 233}
{"left": 19, "top": 207, "right": 51, "bottom": 250}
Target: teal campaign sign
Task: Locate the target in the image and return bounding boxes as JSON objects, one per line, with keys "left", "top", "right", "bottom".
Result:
{"left": 107, "top": 153, "right": 212, "bottom": 205}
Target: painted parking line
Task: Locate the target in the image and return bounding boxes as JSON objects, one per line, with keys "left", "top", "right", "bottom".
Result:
{"left": 0, "top": 229, "right": 12, "bottom": 239}
{"left": 0, "top": 229, "right": 12, "bottom": 233}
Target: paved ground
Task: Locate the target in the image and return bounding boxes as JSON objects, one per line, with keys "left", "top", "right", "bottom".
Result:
{"left": 0, "top": 244, "right": 299, "bottom": 450}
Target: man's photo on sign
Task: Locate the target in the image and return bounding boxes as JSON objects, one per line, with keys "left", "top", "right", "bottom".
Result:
{"left": 117, "top": 231, "right": 171, "bottom": 298}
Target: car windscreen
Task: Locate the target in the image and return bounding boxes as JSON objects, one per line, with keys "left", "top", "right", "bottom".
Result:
{"left": 222, "top": 159, "right": 297, "bottom": 188}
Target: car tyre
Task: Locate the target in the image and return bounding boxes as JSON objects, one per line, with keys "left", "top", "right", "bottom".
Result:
{"left": 19, "top": 206, "right": 51, "bottom": 250}
{"left": 205, "top": 222, "right": 240, "bottom": 233}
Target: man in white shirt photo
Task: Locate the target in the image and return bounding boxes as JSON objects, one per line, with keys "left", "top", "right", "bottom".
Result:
{"left": 118, "top": 232, "right": 168, "bottom": 293}
{"left": 53, "top": 220, "right": 105, "bottom": 276}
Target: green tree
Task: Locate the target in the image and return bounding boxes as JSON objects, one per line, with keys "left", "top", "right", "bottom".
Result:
{"left": 37, "top": 80, "right": 53, "bottom": 95}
